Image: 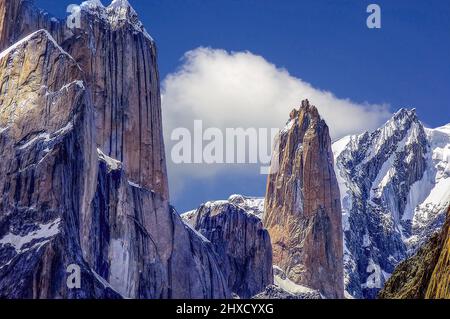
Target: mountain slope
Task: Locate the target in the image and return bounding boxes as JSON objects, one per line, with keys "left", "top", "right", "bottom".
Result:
{"left": 425, "top": 206, "right": 450, "bottom": 299}
{"left": 333, "top": 109, "right": 450, "bottom": 298}
{"left": 379, "top": 206, "right": 450, "bottom": 299}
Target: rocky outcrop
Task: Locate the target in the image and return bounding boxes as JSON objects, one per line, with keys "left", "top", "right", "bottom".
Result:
{"left": 379, "top": 206, "right": 450, "bottom": 299}
{"left": 0, "top": 0, "right": 230, "bottom": 299}
{"left": 183, "top": 198, "right": 273, "bottom": 298}
{"left": 263, "top": 100, "right": 344, "bottom": 299}
{"left": 333, "top": 109, "right": 450, "bottom": 298}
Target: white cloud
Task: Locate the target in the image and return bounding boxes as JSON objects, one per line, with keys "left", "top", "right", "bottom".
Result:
{"left": 162, "top": 47, "right": 392, "bottom": 194}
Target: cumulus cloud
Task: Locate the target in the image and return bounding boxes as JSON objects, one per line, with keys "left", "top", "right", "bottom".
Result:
{"left": 161, "top": 47, "right": 392, "bottom": 195}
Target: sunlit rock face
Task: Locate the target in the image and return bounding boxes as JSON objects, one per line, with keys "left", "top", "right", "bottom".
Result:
{"left": 263, "top": 100, "right": 344, "bottom": 299}
{"left": 0, "top": 0, "right": 230, "bottom": 299}
{"left": 0, "top": 0, "right": 167, "bottom": 197}
{"left": 0, "top": 29, "right": 117, "bottom": 298}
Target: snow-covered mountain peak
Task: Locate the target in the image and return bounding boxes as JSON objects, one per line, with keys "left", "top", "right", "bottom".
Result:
{"left": 340, "top": 108, "right": 426, "bottom": 166}
{"left": 183, "top": 194, "right": 265, "bottom": 220}
{"left": 392, "top": 107, "right": 417, "bottom": 119}
{"left": 79, "top": 0, "right": 153, "bottom": 41}
{"left": 106, "top": 0, "right": 137, "bottom": 18}
{"left": 228, "top": 194, "right": 265, "bottom": 219}
{"left": 80, "top": 0, "right": 105, "bottom": 10}
{"left": 376, "top": 107, "right": 420, "bottom": 140}
{"left": 333, "top": 108, "right": 449, "bottom": 299}
{"left": 108, "top": 0, "right": 133, "bottom": 9}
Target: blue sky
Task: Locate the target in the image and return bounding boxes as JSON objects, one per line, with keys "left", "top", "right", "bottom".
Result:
{"left": 36, "top": 0, "right": 450, "bottom": 211}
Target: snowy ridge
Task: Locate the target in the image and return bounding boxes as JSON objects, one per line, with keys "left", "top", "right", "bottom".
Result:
{"left": 0, "top": 29, "right": 74, "bottom": 60}
{"left": 408, "top": 124, "right": 450, "bottom": 247}
{"left": 181, "top": 194, "right": 265, "bottom": 238}
{"left": 362, "top": 108, "right": 418, "bottom": 163}
{"left": 18, "top": 120, "right": 75, "bottom": 151}
{"left": 0, "top": 29, "right": 82, "bottom": 73}
{"left": 228, "top": 194, "right": 265, "bottom": 219}
{"left": 188, "top": 195, "right": 265, "bottom": 219}
{"left": 180, "top": 210, "right": 197, "bottom": 226}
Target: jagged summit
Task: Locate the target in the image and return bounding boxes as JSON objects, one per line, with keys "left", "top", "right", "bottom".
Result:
{"left": 81, "top": 0, "right": 136, "bottom": 12}
{"left": 80, "top": 0, "right": 104, "bottom": 9}
{"left": 282, "top": 99, "right": 325, "bottom": 136}
{"left": 265, "top": 104, "right": 344, "bottom": 299}
{"left": 80, "top": 0, "right": 153, "bottom": 41}
{"left": 339, "top": 108, "right": 426, "bottom": 167}
{"left": 378, "top": 107, "right": 420, "bottom": 134}
{"left": 393, "top": 107, "right": 416, "bottom": 117}
{"left": 289, "top": 99, "right": 321, "bottom": 120}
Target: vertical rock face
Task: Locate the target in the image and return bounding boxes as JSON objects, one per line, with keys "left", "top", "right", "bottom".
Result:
{"left": 0, "top": 0, "right": 168, "bottom": 197}
{"left": 87, "top": 155, "right": 230, "bottom": 299}
{"left": 379, "top": 206, "right": 450, "bottom": 299}
{"left": 183, "top": 198, "right": 273, "bottom": 298}
{"left": 333, "top": 109, "right": 450, "bottom": 298}
{"left": 64, "top": 2, "right": 168, "bottom": 197}
{"left": 0, "top": 29, "right": 118, "bottom": 298}
{"left": 263, "top": 100, "right": 344, "bottom": 299}
{"left": 0, "top": 0, "right": 230, "bottom": 299}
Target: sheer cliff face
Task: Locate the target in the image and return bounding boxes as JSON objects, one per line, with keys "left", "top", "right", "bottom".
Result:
{"left": 379, "top": 207, "right": 450, "bottom": 299}
{"left": 64, "top": 4, "right": 168, "bottom": 198}
{"left": 0, "top": 30, "right": 117, "bottom": 298}
{"left": 0, "top": 0, "right": 230, "bottom": 299}
{"left": 263, "top": 100, "right": 344, "bottom": 299}
{"left": 183, "top": 198, "right": 273, "bottom": 298}
{"left": 0, "top": 0, "right": 167, "bottom": 198}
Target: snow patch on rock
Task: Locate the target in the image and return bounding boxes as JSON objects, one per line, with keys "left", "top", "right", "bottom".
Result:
{"left": 273, "top": 266, "right": 321, "bottom": 296}
{"left": 97, "top": 148, "right": 122, "bottom": 171}
{"left": 0, "top": 219, "right": 61, "bottom": 253}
